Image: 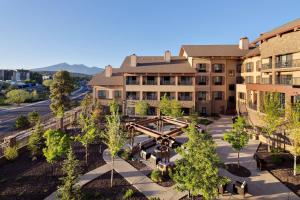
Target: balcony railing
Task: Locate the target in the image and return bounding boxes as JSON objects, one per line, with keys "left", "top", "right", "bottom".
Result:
{"left": 178, "top": 96, "right": 192, "bottom": 101}
{"left": 126, "top": 80, "right": 139, "bottom": 85}
{"left": 261, "top": 78, "right": 271, "bottom": 84}
{"left": 275, "top": 59, "right": 300, "bottom": 69}
{"left": 276, "top": 77, "right": 293, "bottom": 85}
{"left": 143, "top": 80, "right": 157, "bottom": 85}
{"left": 126, "top": 95, "right": 140, "bottom": 100}
{"left": 160, "top": 79, "right": 175, "bottom": 85}
{"left": 178, "top": 80, "right": 193, "bottom": 85}
{"left": 143, "top": 94, "right": 157, "bottom": 100}
{"left": 261, "top": 63, "right": 272, "bottom": 70}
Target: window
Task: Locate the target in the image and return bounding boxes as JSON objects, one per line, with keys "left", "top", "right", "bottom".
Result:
{"left": 229, "top": 84, "right": 235, "bottom": 91}
{"left": 213, "top": 76, "right": 223, "bottom": 85}
{"left": 114, "top": 90, "right": 121, "bottom": 98}
{"left": 98, "top": 90, "right": 106, "bottom": 99}
{"left": 179, "top": 76, "right": 192, "bottom": 85}
{"left": 200, "top": 107, "right": 207, "bottom": 115}
{"left": 236, "top": 64, "right": 242, "bottom": 73}
{"left": 197, "top": 76, "right": 207, "bottom": 85}
{"left": 238, "top": 92, "right": 245, "bottom": 100}
{"left": 228, "top": 70, "right": 235, "bottom": 77}
{"left": 246, "top": 62, "right": 253, "bottom": 72}
{"left": 256, "top": 76, "right": 261, "bottom": 84}
{"left": 126, "top": 76, "right": 139, "bottom": 85}
{"left": 276, "top": 54, "right": 293, "bottom": 67}
{"left": 213, "top": 64, "right": 223, "bottom": 73}
{"left": 196, "top": 63, "right": 206, "bottom": 72}
{"left": 198, "top": 91, "right": 207, "bottom": 101}
{"left": 245, "top": 76, "right": 254, "bottom": 84}
{"left": 178, "top": 92, "right": 192, "bottom": 101}
{"left": 213, "top": 91, "right": 223, "bottom": 100}
{"left": 256, "top": 61, "right": 261, "bottom": 71}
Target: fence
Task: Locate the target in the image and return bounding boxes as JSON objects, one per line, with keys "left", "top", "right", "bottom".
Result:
{"left": 0, "top": 106, "right": 82, "bottom": 158}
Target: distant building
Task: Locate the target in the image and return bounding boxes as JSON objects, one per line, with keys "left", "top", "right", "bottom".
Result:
{"left": 15, "top": 69, "right": 30, "bottom": 81}
{"left": 42, "top": 75, "right": 52, "bottom": 80}
{"left": 0, "top": 69, "right": 31, "bottom": 82}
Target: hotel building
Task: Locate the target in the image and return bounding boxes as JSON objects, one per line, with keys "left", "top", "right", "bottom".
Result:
{"left": 89, "top": 18, "right": 300, "bottom": 118}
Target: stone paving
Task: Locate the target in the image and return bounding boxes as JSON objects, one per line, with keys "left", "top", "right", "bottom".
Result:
{"left": 207, "top": 115, "right": 300, "bottom": 200}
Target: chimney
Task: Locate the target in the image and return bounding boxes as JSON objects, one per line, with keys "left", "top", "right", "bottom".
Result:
{"left": 239, "top": 37, "right": 249, "bottom": 50}
{"left": 164, "top": 50, "right": 171, "bottom": 63}
{"left": 130, "top": 54, "right": 137, "bottom": 67}
{"left": 105, "top": 65, "right": 112, "bottom": 77}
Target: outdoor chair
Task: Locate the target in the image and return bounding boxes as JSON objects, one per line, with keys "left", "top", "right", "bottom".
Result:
{"left": 233, "top": 180, "right": 247, "bottom": 197}
{"left": 140, "top": 150, "right": 151, "bottom": 160}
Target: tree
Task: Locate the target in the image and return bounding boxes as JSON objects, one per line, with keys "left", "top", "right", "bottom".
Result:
{"left": 171, "top": 123, "right": 224, "bottom": 200}
{"left": 43, "top": 129, "right": 70, "bottom": 165}
{"left": 31, "top": 90, "right": 39, "bottom": 101}
{"left": 57, "top": 147, "right": 81, "bottom": 200}
{"left": 135, "top": 101, "right": 149, "bottom": 117}
{"left": 43, "top": 79, "right": 53, "bottom": 89}
{"left": 15, "top": 115, "right": 30, "bottom": 129}
{"left": 50, "top": 71, "right": 74, "bottom": 130}
{"left": 286, "top": 102, "right": 300, "bottom": 176}
{"left": 224, "top": 116, "right": 249, "bottom": 168}
{"left": 109, "top": 99, "right": 119, "bottom": 114}
{"left": 170, "top": 100, "right": 183, "bottom": 118}
{"left": 159, "top": 94, "right": 172, "bottom": 116}
{"left": 28, "top": 121, "right": 45, "bottom": 157}
{"left": 30, "top": 72, "right": 43, "bottom": 84}
{"left": 105, "top": 104, "right": 125, "bottom": 187}
{"left": 261, "top": 92, "right": 284, "bottom": 152}
{"left": 80, "top": 93, "right": 92, "bottom": 116}
{"left": 28, "top": 111, "right": 40, "bottom": 125}
{"left": 5, "top": 89, "right": 30, "bottom": 105}
{"left": 76, "top": 113, "right": 98, "bottom": 165}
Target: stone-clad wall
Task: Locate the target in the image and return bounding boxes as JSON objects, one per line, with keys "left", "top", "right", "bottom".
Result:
{"left": 260, "top": 31, "right": 300, "bottom": 58}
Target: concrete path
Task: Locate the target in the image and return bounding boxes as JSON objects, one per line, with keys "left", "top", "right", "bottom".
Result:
{"left": 103, "top": 149, "right": 186, "bottom": 200}
{"left": 208, "top": 115, "right": 300, "bottom": 200}
{"left": 44, "top": 164, "right": 111, "bottom": 200}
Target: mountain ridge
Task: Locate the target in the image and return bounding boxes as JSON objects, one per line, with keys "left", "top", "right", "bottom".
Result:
{"left": 31, "top": 63, "right": 103, "bottom": 75}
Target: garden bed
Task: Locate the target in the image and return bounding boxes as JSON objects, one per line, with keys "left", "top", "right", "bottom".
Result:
{"left": 0, "top": 142, "right": 106, "bottom": 200}
{"left": 225, "top": 163, "right": 251, "bottom": 177}
{"left": 256, "top": 143, "right": 300, "bottom": 197}
{"left": 81, "top": 170, "right": 147, "bottom": 200}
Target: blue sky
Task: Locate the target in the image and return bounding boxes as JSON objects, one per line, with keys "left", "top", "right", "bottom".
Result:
{"left": 0, "top": 0, "right": 299, "bottom": 69}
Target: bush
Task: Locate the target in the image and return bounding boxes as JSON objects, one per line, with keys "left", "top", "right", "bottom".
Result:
{"left": 4, "top": 146, "right": 18, "bottom": 161}
{"left": 123, "top": 188, "right": 134, "bottom": 199}
{"left": 198, "top": 118, "right": 212, "bottom": 125}
{"left": 151, "top": 169, "right": 162, "bottom": 183}
{"left": 15, "top": 115, "right": 30, "bottom": 129}
{"left": 119, "top": 149, "right": 132, "bottom": 161}
{"left": 0, "top": 96, "right": 9, "bottom": 106}
{"left": 28, "top": 122, "right": 44, "bottom": 156}
{"left": 28, "top": 111, "right": 40, "bottom": 125}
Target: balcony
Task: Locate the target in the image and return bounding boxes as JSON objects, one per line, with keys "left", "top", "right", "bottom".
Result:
{"left": 275, "top": 59, "right": 300, "bottom": 69}
{"left": 143, "top": 77, "right": 157, "bottom": 85}
{"left": 160, "top": 92, "right": 175, "bottom": 100}
{"left": 261, "top": 63, "right": 272, "bottom": 70}
{"left": 178, "top": 77, "right": 193, "bottom": 85}
{"left": 160, "top": 76, "right": 175, "bottom": 85}
{"left": 126, "top": 77, "right": 139, "bottom": 85}
{"left": 143, "top": 92, "right": 157, "bottom": 100}
{"left": 213, "top": 64, "right": 223, "bottom": 73}
{"left": 126, "top": 92, "right": 140, "bottom": 100}
{"left": 276, "top": 76, "right": 293, "bottom": 85}
{"left": 261, "top": 78, "right": 272, "bottom": 84}
{"left": 178, "top": 96, "right": 192, "bottom": 101}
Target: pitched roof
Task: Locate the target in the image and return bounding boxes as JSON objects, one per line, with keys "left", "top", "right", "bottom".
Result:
{"left": 180, "top": 45, "right": 248, "bottom": 57}
{"left": 252, "top": 18, "right": 300, "bottom": 44}
{"left": 244, "top": 47, "right": 260, "bottom": 58}
{"left": 119, "top": 56, "right": 196, "bottom": 73}
{"left": 88, "top": 68, "right": 123, "bottom": 86}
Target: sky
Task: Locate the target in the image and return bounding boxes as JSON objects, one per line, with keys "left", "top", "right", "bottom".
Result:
{"left": 0, "top": 0, "right": 299, "bottom": 70}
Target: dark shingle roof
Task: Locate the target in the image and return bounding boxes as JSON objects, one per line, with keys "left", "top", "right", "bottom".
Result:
{"left": 88, "top": 68, "right": 123, "bottom": 86}
{"left": 252, "top": 18, "right": 300, "bottom": 44}
{"left": 244, "top": 47, "right": 260, "bottom": 58}
{"left": 180, "top": 45, "right": 248, "bottom": 57}
{"left": 119, "top": 56, "right": 196, "bottom": 73}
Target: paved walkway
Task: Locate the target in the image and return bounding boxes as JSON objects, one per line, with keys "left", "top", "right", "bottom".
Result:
{"left": 44, "top": 164, "right": 111, "bottom": 200}
{"left": 207, "top": 115, "right": 300, "bottom": 200}
{"left": 103, "top": 149, "right": 186, "bottom": 200}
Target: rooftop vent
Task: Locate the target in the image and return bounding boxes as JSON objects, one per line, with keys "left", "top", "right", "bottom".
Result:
{"left": 239, "top": 37, "right": 249, "bottom": 50}
{"left": 130, "top": 54, "right": 137, "bottom": 67}
{"left": 164, "top": 50, "right": 171, "bottom": 63}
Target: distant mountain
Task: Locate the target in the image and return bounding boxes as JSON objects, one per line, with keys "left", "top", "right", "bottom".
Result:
{"left": 31, "top": 63, "right": 103, "bottom": 75}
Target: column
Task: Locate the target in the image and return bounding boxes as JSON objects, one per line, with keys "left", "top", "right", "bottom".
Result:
{"left": 272, "top": 56, "right": 276, "bottom": 85}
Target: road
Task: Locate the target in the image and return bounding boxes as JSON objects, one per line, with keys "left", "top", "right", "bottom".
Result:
{"left": 0, "top": 86, "right": 88, "bottom": 138}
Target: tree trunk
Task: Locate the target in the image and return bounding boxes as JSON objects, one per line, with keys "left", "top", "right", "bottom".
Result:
{"left": 85, "top": 145, "right": 88, "bottom": 166}
{"left": 294, "top": 155, "right": 297, "bottom": 176}
{"left": 111, "top": 157, "right": 114, "bottom": 187}
{"left": 59, "top": 117, "right": 64, "bottom": 130}
{"left": 267, "top": 137, "right": 271, "bottom": 152}
{"left": 237, "top": 151, "right": 240, "bottom": 168}
{"left": 188, "top": 190, "right": 190, "bottom": 198}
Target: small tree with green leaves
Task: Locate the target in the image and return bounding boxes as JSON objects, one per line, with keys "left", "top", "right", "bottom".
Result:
{"left": 171, "top": 123, "right": 224, "bottom": 200}
{"left": 43, "top": 79, "right": 53, "bottom": 89}
{"left": 80, "top": 93, "right": 92, "bottom": 116}
{"left": 159, "top": 94, "right": 172, "bottom": 116}
{"left": 76, "top": 113, "right": 98, "bottom": 165}
{"left": 28, "top": 111, "right": 40, "bottom": 125}
{"left": 5, "top": 89, "right": 30, "bottom": 105}
{"left": 50, "top": 71, "right": 74, "bottom": 130}
{"left": 286, "top": 102, "right": 300, "bottom": 176}
{"left": 105, "top": 104, "right": 125, "bottom": 187}
{"left": 224, "top": 116, "right": 249, "bottom": 168}
{"left": 109, "top": 99, "right": 119, "bottom": 114}
{"left": 57, "top": 147, "right": 81, "bottom": 200}
{"left": 43, "top": 129, "right": 70, "bottom": 174}
{"left": 31, "top": 90, "right": 39, "bottom": 101}
{"left": 261, "top": 92, "right": 284, "bottom": 152}
{"left": 135, "top": 100, "right": 149, "bottom": 117}
{"left": 170, "top": 100, "right": 183, "bottom": 118}
{"left": 28, "top": 121, "right": 45, "bottom": 157}
{"left": 4, "top": 145, "right": 18, "bottom": 161}
{"left": 15, "top": 115, "right": 30, "bottom": 129}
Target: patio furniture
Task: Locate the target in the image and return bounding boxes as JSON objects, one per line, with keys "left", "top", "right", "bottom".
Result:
{"left": 140, "top": 150, "right": 151, "bottom": 160}
{"left": 150, "top": 153, "right": 161, "bottom": 165}
{"left": 233, "top": 181, "right": 247, "bottom": 197}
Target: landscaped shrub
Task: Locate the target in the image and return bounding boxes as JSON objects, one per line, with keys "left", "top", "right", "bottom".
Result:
{"left": 4, "top": 146, "right": 18, "bottom": 161}
{"left": 28, "top": 122, "right": 44, "bottom": 157}
{"left": 151, "top": 169, "right": 162, "bottom": 183}
{"left": 15, "top": 115, "right": 30, "bottom": 129}
{"left": 119, "top": 149, "right": 132, "bottom": 161}
{"left": 123, "top": 188, "right": 134, "bottom": 199}
{"left": 198, "top": 118, "right": 212, "bottom": 125}
{"left": 270, "top": 154, "right": 284, "bottom": 164}
{"left": 28, "top": 111, "right": 40, "bottom": 125}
